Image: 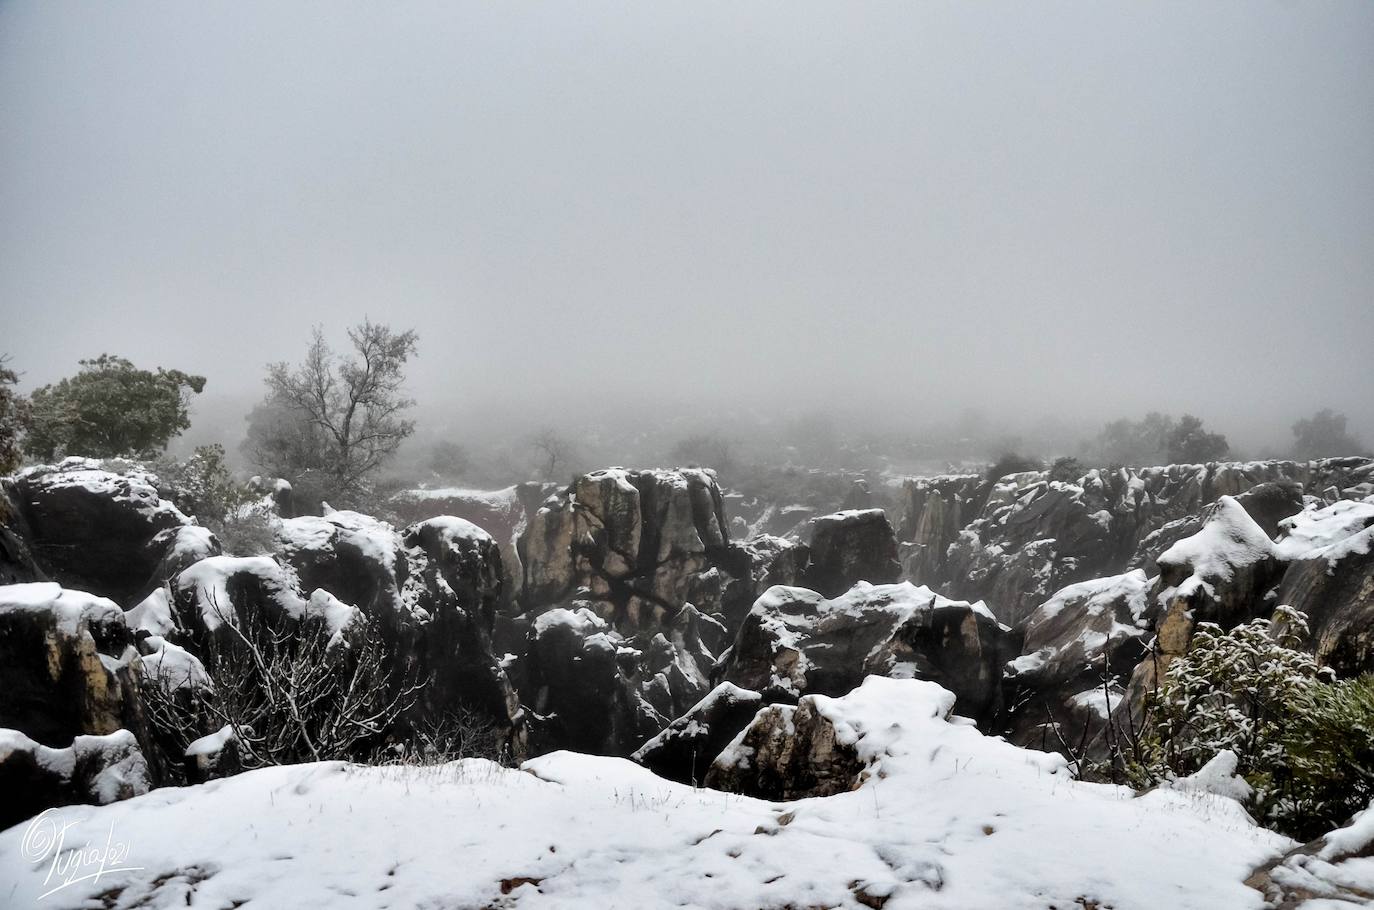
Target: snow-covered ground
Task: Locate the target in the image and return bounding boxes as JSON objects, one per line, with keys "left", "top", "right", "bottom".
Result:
{"left": 0, "top": 678, "right": 1293, "bottom": 910}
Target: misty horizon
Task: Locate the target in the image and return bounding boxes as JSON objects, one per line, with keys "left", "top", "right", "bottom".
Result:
{"left": 3, "top": 1, "right": 1372, "bottom": 464}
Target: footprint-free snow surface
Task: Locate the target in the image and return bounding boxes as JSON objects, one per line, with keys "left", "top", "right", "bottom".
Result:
{"left": 0, "top": 678, "right": 1292, "bottom": 909}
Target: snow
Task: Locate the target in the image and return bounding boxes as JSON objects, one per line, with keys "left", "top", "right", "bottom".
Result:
{"left": 137, "top": 636, "right": 211, "bottom": 692}
{"left": 174, "top": 556, "right": 305, "bottom": 631}
{"left": 411, "top": 514, "right": 495, "bottom": 545}
{"left": 0, "top": 677, "right": 1293, "bottom": 910}
{"left": 0, "top": 582, "right": 124, "bottom": 636}
{"left": 532, "top": 605, "right": 607, "bottom": 637}
{"left": 1164, "top": 749, "right": 1255, "bottom": 805}
{"left": 184, "top": 725, "right": 237, "bottom": 759}
{"left": 124, "top": 587, "right": 175, "bottom": 636}
{"left": 398, "top": 485, "right": 521, "bottom": 509}
{"left": 1263, "top": 799, "right": 1374, "bottom": 906}
{"left": 17, "top": 460, "right": 191, "bottom": 526}
{"left": 1273, "top": 495, "right": 1374, "bottom": 565}
{"left": 1157, "top": 496, "right": 1276, "bottom": 600}
{"left": 304, "top": 588, "right": 362, "bottom": 648}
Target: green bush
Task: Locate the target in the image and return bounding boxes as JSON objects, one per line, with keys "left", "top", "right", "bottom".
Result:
{"left": 1134, "top": 606, "right": 1374, "bottom": 839}
{"left": 25, "top": 354, "right": 205, "bottom": 460}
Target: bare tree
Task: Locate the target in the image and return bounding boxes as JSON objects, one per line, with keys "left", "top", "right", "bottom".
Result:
{"left": 531, "top": 427, "right": 573, "bottom": 481}
{"left": 250, "top": 320, "right": 418, "bottom": 503}
{"left": 141, "top": 594, "right": 422, "bottom": 771}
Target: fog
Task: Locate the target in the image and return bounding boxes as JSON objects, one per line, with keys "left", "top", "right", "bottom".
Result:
{"left": 2, "top": 1, "right": 1371, "bottom": 462}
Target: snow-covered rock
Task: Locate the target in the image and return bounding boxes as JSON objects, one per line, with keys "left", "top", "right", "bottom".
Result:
{"left": 1247, "top": 799, "right": 1374, "bottom": 908}
{"left": 724, "top": 580, "right": 1010, "bottom": 725}
{"left": 800, "top": 508, "right": 901, "bottom": 597}
{"left": 631, "top": 682, "right": 763, "bottom": 785}
{"left": 3, "top": 460, "right": 219, "bottom": 606}
{"left": 0, "top": 582, "right": 140, "bottom": 747}
{"left": 0, "top": 727, "right": 150, "bottom": 830}
{"left": 516, "top": 467, "right": 732, "bottom": 629}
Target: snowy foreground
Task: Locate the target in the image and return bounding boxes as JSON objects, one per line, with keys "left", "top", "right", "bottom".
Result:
{"left": 1, "top": 678, "right": 1296, "bottom": 910}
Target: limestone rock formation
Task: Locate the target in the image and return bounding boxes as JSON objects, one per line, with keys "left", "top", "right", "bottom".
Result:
{"left": 1274, "top": 497, "right": 1374, "bottom": 676}
{"left": 516, "top": 468, "right": 731, "bottom": 629}
{"left": 1004, "top": 570, "right": 1152, "bottom": 754}
{"left": 723, "top": 580, "right": 1009, "bottom": 725}
{"left": 703, "top": 694, "right": 867, "bottom": 800}
{"left": 800, "top": 508, "right": 900, "bottom": 597}
{"left": 0, "top": 728, "right": 151, "bottom": 831}
{"left": 519, "top": 606, "right": 667, "bottom": 756}
{"left": 5, "top": 459, "right": 220, "bottom": 606}
{"left": 0, "top": 583, "right": 142, "bottom": 747}
{"left": 631, "top": 682, "right": 763, "bottom": 785}
{"left": 904, "top": 458, "right": 1368, "bottom": 627}
{"left": 1246, "top": 801, "right": 1374, "bottom": 908}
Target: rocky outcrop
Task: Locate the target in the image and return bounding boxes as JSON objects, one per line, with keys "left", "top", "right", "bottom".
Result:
{"left": 0, "top": 583, "right": 142, "bottom": 747}
{"left": 3, "top": 460, "right": 222, "bottom": 606}
{"left": 799, "top": 508, "right": 900, "bottom": 597}
{"left": 905, "top": 458, "right": 1369, "bottom": 627}
{"left": 703, "top": 695, "right": 866, "bottom": 800}
{"left": 517, "top": 468, "right": 731, "bottom": 630}
{"left": 519, "top": 606, "right": 667, "bottom": 756}
{"left": 1274, "top": 498, "right": 1374, "bottom": 677}
{"left": 631, "top": 682, "right": 763, "bottom": 785}
{"left": 1004, "top": 570, "right": 1152, "bottom": 755}
{"left": 0, "top": 728, "right": 151, "bottom": 831}
{"left": 723, "top": 581, "right": 1010, "bottom": 726}
{"left": 390, "top": 482, "right": 551, "bottom": 612}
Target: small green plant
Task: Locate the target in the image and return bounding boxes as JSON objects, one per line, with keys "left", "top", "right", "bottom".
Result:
{"left": 1133, "top": 606, "right": 1374, "bottom": 839}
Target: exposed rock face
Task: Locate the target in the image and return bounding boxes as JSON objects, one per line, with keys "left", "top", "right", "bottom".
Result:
{"left": 5, "top": 460, "right": 219, "bottom": 606}
{"left": 0, "top": 481, "right": 46, "bottom": 586}
{"left": 0, "top": 728, "right": 151, "bottom": 831}
{"left": 1004, "top": 570, "right": 1152, "bottom": 754}
{"left": 1153, "top": 496, "right": 1284, "bottom": 634}
{"left": 800, "top": 508, "right": 900, "bottom": 597}
{"left": 1274, "top": 499, "right": 1374, "bottom": 677}
{"left": 0, "top": 583, "right": 141, "bottom": 747}
{"left": 631, "top": 682, "right": 763, "bottom": 785}
{"left": 516, "top": 468, "right": 731, "bottom": 630}
{"left": 898, "top": 473, "right": 985, "bottom": 585}
{"left": 704, "top": 695, "right": 866, "bottom": 800}
{"left": 520, "top": 606, "right": 666, "bottom": 756}
{"left": 723, "top": 581, "right": 1009, "bottom": 726}
{"left": 904, "top": 458, "right": 1369, "bottom": 627}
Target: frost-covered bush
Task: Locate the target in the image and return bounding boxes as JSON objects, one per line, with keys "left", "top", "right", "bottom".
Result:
{"left": 154, "top": 444, "right": 276, "bottom": 555}
{"left": 1135, "top": 606, "right": 1374, "bottom": 838}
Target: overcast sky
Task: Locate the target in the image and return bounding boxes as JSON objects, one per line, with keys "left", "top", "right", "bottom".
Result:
{"left": 2, "top": 1, "right": 1371, "bottom": 449}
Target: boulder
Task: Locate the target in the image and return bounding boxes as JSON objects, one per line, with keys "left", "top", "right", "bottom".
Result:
{"left": 703, "top": 695, "right": 866, "bottom": 800}
{"left": 1004, "top": 570, "right": 1152, "bottom": 755}
{"left": 0, "top": 728, "right": 151, "bottom": 830}
{"left": 1153, "top": 495, "right": 1284, "bottom": 635}
{"left": 1274, "top": 496, "right": 1374, "bottom": 676}
{"left": 723, "top": 581, "right": 1009, "bottom": 726}
{"left": 800, "top": 508, "right": 900, "bottom": 597}
{"left": 0, "top": 583, "right": 141, "bottom": 747}
{"left": 7, "top": 460, "right": 214, "bottom": 606}
{"left": 520, "top": 606, "right": 665, "bottom": 756}
{"left": 898, "top": 473, "right": 985, "bottom": 587}
{"left": 631, "top": 682, "right": 763, "bottom": 785}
